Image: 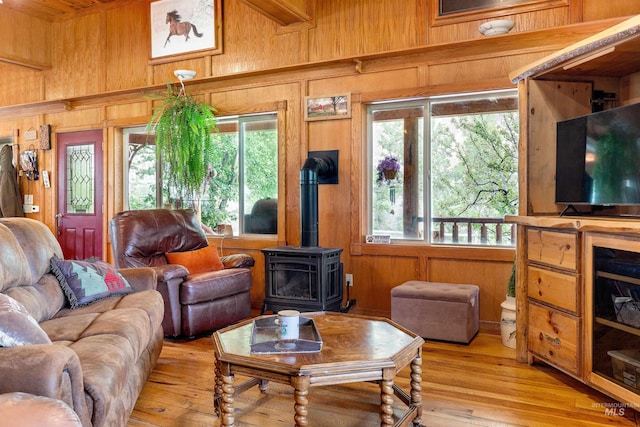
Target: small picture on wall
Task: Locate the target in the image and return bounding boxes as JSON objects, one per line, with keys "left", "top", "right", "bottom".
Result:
{"left": 150, "top": 0, "right": 221, "bottom": 63}
{"left": 304, "top": 94, "right": 351, "bottom": 121}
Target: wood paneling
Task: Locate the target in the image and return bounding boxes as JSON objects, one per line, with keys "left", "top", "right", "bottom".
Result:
{"left": 47, "top": 13, "right": 106, "bottom": 99}
{"left": 0, "top": 8, "right": 51, "bottom": 69}
{"left": 429, "top": 258, "right": 513, "bottom": 323}
{"left": 0, "top": 0, "right": 121, "bottom": 21}
{"left": 308, "top": 0, "right": 425, "bottom": 60}
{"left": 352, "top": 255, "right": 420, "bottom": 313}
{"left": 428, "top": 6, "right": 574, "bottom": 45}
{"left": 105, "top": 1, "right": 150, "bottom": 91}
{"left": 526, "top": 80, "right": 592, "bottom": 215}
{"left": 583, "top": 0, "right": 640, "bottom": 21}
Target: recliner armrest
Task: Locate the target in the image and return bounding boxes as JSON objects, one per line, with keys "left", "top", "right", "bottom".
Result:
{"left": 221, "top": 253, "right": 255, "bottom": 269}
{"left": 153, "top": 264, "right": 189, "bottom": 282}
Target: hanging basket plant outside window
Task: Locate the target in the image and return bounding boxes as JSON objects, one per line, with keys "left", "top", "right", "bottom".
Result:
{"left": 376, "top": 156, "right": 401, "bottom": 183}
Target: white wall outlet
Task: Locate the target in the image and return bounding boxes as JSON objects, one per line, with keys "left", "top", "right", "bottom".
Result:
{"left": 345, "top": 273, "right": 353, "bottom": 287}
{"left": 24, "top": 194, "right": 33, "bottom": 205}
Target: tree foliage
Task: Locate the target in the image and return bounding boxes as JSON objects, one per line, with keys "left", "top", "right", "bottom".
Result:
{"left": 431, "top": 112, "right": 519, "bottom": 218}
{"left": 371, "top": 110, "right": 519, "bottom": 242}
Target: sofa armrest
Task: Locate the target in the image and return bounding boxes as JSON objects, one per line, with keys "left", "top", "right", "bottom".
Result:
{"left": 221, "top": 253, "right": 255, "bottom": 269}
{"left": 0, "top": 345, "right": 90, "bottom": 426}
{"left": 118, "top": 267, "right": 157, "bottom": 291}
{"left": 0, "top": 392, "right": 83, "bottom": 427}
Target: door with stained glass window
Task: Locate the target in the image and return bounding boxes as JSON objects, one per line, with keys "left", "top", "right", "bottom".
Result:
{"left": 56, "top": 130, "right": 103, "bottom": 260}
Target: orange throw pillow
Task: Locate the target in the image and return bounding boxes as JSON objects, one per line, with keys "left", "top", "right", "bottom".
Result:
{"left": 165, "top": 245, "right": 224, "bottom": 274}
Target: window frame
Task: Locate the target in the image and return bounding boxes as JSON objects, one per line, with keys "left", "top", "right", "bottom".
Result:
{"left": 366, "top": 89, "right": 519, "bottom": 246}
{"left": 123, "top": 105, "right": 284, "bottom": 238}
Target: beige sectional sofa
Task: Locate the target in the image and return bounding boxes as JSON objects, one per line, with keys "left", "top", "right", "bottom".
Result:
{"left": 0, "top": 217, "right": 164, "bottom": 427}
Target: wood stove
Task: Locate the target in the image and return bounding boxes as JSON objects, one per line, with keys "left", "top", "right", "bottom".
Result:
{"left": 262, "top": 246, "right": 343, "bottom": 313}
{"left": 262, "top": 151, "right": 346, "bottom": 314}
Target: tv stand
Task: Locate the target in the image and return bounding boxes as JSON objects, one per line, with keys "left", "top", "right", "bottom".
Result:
{"left": 559, "top": 204, "right": 619, "bottom": 217}
{"left": 559, "top": 204, "right": 580, "bottom": 216}
{"left": 506, "top": 215, "right": 640, "bottom": 409}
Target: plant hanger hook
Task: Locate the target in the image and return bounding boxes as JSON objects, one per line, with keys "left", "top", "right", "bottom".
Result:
{"left": 173, "top": 69, "right": 196, "bottom": 98}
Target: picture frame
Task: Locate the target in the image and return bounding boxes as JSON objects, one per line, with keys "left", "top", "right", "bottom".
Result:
{"left": 431, "top": 0, "right": 569, "bottom": 26}
{"left": 150, "top": 0, "right": 222, "bottom": 64}
{"left": 304, "top": 94, "right": 351, "bottom": 122}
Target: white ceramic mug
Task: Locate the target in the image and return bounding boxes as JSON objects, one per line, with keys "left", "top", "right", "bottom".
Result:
{"left": 276, "top": 310, "right": 300, "bottom": 340}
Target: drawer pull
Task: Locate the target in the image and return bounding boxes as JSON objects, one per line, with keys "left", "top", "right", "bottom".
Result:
{"left": 544, "top": 333, "right": 561, "bottom": 349}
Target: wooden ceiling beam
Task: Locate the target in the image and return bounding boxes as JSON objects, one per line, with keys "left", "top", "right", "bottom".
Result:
{"left": 238, "top": 0, "right": 309, "bottom": 26}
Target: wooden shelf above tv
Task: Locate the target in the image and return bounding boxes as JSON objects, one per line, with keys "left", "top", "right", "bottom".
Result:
{"left": 510, "top": 14, "right": 640, "bottom": 82}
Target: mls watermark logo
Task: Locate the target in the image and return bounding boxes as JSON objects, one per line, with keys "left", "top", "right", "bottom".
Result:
{"left": 593, "top": 402, "right": 637, "bottom": 417}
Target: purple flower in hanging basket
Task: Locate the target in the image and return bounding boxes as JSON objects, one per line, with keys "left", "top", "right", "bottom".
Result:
{"left": 377, "top": 156, "right": 400, "bottom": 172}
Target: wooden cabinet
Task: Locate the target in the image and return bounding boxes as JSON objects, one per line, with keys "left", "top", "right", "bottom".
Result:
{"left": 525, "top": 228, "right": 581, "bottom": 376}
{"left": 528, "top": 300, "right": 580, "bottom": 374}
{"left": 508, "top": 15, "right": 640, "bottom": 407}
{"left": 510, "top": 217, "right": 640, "bottom": 407}
{"left": 585, "top": 233, "right": 640, "bottom": 407}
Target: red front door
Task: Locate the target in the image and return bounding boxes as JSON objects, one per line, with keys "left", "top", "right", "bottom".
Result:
{"left": 56, "top": 130, "right": 104, "bottom": 260}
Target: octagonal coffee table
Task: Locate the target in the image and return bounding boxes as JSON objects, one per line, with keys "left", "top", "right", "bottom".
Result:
{"left": 212, "top": 311, "right": 425, "bottom": 427}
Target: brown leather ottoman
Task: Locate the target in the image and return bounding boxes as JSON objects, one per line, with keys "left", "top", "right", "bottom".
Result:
{"left": 391, "top": 280, "right": 479, "bottom": 344}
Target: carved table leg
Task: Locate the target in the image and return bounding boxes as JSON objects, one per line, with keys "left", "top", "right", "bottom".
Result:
{"left": 410, "top": 354, "right": 423, "bottom": 427}
{"left": 213, "top": 360, "right": 223, "bottom": 417}
{"left": 380, "top": 379, "right": 394, "bottom": 427}
{"left": 291, "top": 376, "right": 310, "bottom": 427}
{"left": 220, "top": 371, "right": 235, "bottom": 427}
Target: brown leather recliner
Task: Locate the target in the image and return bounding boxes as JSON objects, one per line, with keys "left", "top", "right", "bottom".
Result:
{"left": 110, "top": 209, "right": 254, "bottom": 337}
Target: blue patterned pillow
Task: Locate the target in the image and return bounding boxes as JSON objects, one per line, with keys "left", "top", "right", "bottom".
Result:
{"left": 50, "top": 258, "right": 133, "bottom": 309}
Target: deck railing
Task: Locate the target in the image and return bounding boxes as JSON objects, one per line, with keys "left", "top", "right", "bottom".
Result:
{"left": 431, "top": 217, "right": 515, "bottom": 245}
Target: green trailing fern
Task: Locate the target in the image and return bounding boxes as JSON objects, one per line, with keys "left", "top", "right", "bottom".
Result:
{"left": 147, "top": 83, "right": 218, "bottom": 202}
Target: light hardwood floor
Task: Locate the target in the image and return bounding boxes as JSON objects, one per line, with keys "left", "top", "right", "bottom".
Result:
{"left": 129, "top": 328, "right": 639, "bottom": 426}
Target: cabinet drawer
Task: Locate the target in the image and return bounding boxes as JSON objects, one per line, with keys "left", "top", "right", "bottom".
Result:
{"left": 528, "top": 302, "right": 580, "bottom": 375}
{"left": 527, "top": 266, "right": 578, "bottom": 313}
{"left": 527, "top": 228, "right": 577, "bottom": 271}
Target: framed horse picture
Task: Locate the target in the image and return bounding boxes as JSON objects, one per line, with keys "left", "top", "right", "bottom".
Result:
{"left": 150, "top": 0, "right": 222, "bottom": 64}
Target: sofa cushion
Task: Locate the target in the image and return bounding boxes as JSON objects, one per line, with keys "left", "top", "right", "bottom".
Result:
{"left": 4, "top": 275, "right": 66, "bottom": 323}
{"left": 166, "top": 245, "right": 224, "bottom": 274}
{"left": 51, "top": 258, "right": 134, "bottom": 309}
{"left": 0, "top": 293, "right": 51, "bottom": 347}
{"left": 0, "top": 223, "right": 31, "bottom": 293}
{"left": 0, "top": 218, "right": 63, "bottom": 288}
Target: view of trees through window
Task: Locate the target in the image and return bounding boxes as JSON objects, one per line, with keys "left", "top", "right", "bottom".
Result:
{"left": 125, "top": 112, "right": 278, "bottom": 235}
{"left": 369, "top": 90, "right": 519, "bottom": 245}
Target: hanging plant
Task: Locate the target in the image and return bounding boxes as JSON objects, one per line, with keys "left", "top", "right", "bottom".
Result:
{"left": 147, "top": 81, "right": 218, "bottom": 202}
{"left": 376, "top": 156, "right": 401, "bottom": 183}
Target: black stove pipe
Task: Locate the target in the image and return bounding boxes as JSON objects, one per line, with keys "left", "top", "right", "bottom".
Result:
{"left": 300, "top": 157, "right": 332, "bottom": 247}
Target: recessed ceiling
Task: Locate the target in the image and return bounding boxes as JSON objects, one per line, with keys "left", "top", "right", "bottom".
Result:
{"left": 0, "top": 0, "right": 118, "bottom": 21}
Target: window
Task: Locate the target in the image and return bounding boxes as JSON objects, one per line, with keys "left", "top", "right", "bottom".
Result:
{"left": 367, "top": 90, "right": 518, "bottom": 246}
{"left": 124, "top": 112, "right": 278, "bottom": 235}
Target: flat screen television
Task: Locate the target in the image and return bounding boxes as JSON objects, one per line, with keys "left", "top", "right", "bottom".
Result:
{"left": 555, "top": 102, "right": 640, "bottom": 208}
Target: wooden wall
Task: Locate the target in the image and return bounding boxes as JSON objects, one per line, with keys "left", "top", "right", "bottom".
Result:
{"left": 0, "top": 0, "right": 638, "bottom": 324}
